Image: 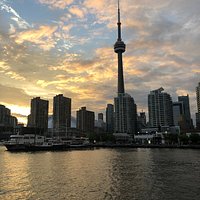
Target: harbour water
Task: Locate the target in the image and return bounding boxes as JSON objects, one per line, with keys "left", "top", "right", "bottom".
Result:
{"left": 0, "top": 146, "right": 200, "bottom": 200}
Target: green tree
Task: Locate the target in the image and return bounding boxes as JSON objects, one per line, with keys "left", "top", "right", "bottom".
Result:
{"left": 179, "top": 134, "right": 189, "bottom": 145}
{"left": 189, "top": 134, "right": 200, "bottom": 144}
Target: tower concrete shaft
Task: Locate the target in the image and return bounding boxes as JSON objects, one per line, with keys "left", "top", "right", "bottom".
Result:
{"left": 114, "top": 0, "right": 126, "bottom": 95}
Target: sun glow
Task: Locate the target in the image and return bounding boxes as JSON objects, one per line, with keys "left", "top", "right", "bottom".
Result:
{"left": 1, "top": 103, "right": 29, "bottom": 124}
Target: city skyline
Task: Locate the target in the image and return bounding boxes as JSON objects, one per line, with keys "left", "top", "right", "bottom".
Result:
{"left": 0, "top": 0, "right": 200, "bottom": 124}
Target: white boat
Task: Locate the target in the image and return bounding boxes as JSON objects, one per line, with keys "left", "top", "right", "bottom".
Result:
{"left": 69, "top": 137, "right": 91, "bottom": 148}
{"left": 4, "top": 134, "right": 45, "bottom": 151}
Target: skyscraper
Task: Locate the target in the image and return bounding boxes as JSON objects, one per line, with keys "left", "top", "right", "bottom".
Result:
{"left": 173, "top": 102, "right": 184, "bottom": 126}
{"left": 113, "top": 0, "right": 137, "bottom": 135}
{"left": 76, "top": 107, "right": 95, "bottom": 133}
{"left": 196, "top": 82, "right": 200, "bottom": 129}
{"left": 0, "top": 105, "right": 11, "bottom": 126}
{"left": 137, "top": 112, "right": 147, "bottom": 132}
{"left": 148, "top": 88, "right": 174, "bottom": 127}
{"left": 28, "top": 97, "right": 49, "bottom": 134}
{"left": 0, "top": 104, "right": 17, "bottom": 127}
{"left": 106, "top": 104, "right": 114, "bottom": 133}
{"left": 53, "top": 94, "right": 71, "bottom": 136}
{"left": 98, "top": 113, "right": 103, "bottom": 121}
{"left": 114, "top": 94, "right": 137, "bottom": 134}
{"left": 178, "top": 95, "right": 193, "bottom": 129}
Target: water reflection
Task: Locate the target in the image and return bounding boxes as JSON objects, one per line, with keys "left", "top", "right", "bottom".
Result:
{"left": 0, "top": 147, "right": 200, "bottom": 200}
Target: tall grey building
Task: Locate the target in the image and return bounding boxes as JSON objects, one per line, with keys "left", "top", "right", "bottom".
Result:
{"left": 137, "top": 112, "right": 147, "bottom": 132}
{"left": 114, "top": 94, "right": 137, "bottom": 134}
{"left": 106, "top": 104, "right": 114, "bottom": 133}
{"left": 76, "top": 107, "right": 94, "bottom": 133}
{"left": 178, "top": 95, "right": 193, "bottom": 129}
{"left": 148, "top": 88, "right": 174, "bottom": 127}
{"left": 28, "top": 97, "right": 49, "bottom": 134}
{"left": 173, "top": 102, "right": 184, "bottom": 126}
{"left": 53, "top": 94, "right": 71, "bottom": 136}
{"left": 113, "top": 1, "right": 137, "bottom": 135}
{"left": 98, "top": 113, "right": 103, "bottom": 121}
{"left": 196, "top": 82, "right": 200, "bottom": 129}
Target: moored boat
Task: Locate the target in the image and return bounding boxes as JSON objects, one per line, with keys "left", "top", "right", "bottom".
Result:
{"left": 4, "top": 135, "right": 92, "bottom": 152}
{"left": 4, "top": 134, "right": 45, "bottom": 152}
{"left": 69, "top": 137, "right": 91, "bottom": 148}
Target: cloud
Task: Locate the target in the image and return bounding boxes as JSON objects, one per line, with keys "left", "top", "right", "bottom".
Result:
{"left": 0, "top": 1, "right": 31, "bottom": 29}
{"left": 0, "top": 0, "right": 200, "bottom": 124}
{"left": 0, "top": 61, "right": 26, "bottom": 80}
{"left": 38, "top": 0, "right": 74, "bottom": 9}
{"left": 69, "top": 6, "right": 85, "bottom": 18}
{"left": 14, "top": 25, "right": 58, "bottom": 51}
{"left": 84, "top": 0, "right": 106, "bottom": 10}
{"left": 0, "top": 84, "right": 30, "bottom": 107}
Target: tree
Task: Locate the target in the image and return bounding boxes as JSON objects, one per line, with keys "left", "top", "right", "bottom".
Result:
{"left": 189, "top": 134, "right": 200, "bottom": 144}
{"left": 179, "top": 134, "right": 189, "bottom": 145}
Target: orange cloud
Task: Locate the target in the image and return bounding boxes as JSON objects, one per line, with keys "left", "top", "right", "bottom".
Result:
{"left": 84, "top": 0, "right": 106, "bottom": 10}
{"left": 69, "top": 6, "right": 85, "bottom": 18}
{"left": 192, "top": 69, "right": 200, "bottom": 73}
{"left": 14, "top": 25, "right": 58, "bottom": 51}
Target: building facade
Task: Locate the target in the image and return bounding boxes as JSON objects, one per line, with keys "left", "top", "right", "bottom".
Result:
{"left": 0, "top": 105, "right": 17, "bottom": 127}
{"left": 137, "top": 112, "right": 147, "bottom": 132}
{"left": 114, "top": 94, "right": 137, "bottom": 134}
{"left": 178, "top": 95, "right": 193, "bottom": 129}
{"left": 106, "top": 104, "right": 114, "bottom": 133}
{"left": 173, "top": 102, "right": 184, "bottom": 126}
{"left": 76, "top": 107, "right": 95, "bottom": 133}
{"left": 148, "top": 88, "right": 174, "bottom": 127}
{"left": 53, "top": 94, "right": 71, "bottom": 136}
{"left": 98, "top": 113, "right": 103, "bottom": 121}
{"left": 27, "top": 97, "right": 49, "bottom": 134}
{"left": 196, "top": 82, "right": 200, "bottom": 129}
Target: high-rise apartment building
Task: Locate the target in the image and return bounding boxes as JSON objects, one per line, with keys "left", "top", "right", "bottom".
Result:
{"left": 0, "top": 105, "right": 17, "bottom": 127}
{"left": 173, "top": 102, "right": 184, "bottom": 126}
{"left": 113, "top": 1, "right": 137, "bottom": 135}
{"left": 197, "top": 83, "right": 200, "bottom": 113}
{"left": 178, "top": 95, "right": 193, "bottom": 129}
{"left": 76, "top": 107, "right": 95, "bottom": 133}
{"left": 196, "top": 82, "right": 200, "bottom": 129}
{"left": 28, "top": 97, "right": 49, "bottom": 134}
{"left": 98, "top": 113, "right": 103, "bottom": 121}
{"left": 148, "top": 88, "right": 174, "bottom": 127}
{"left": 137, "top": 112, "right": 147, "bottom": 132}
{"left": 53, "top": 94, "right": 71, "bottom": 136}
{"left": 0, "top": 105, "right": 10, "bottom": 126}
{"left": 114, "top": 94, "right": 137, "bottom": 134}
{"left": 106, "top": 104, "right": 114, "bottom": 133}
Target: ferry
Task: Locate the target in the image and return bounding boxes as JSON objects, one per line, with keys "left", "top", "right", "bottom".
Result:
{"left": 4, "top": 135, "right": 91, "bottom": 151}
{"left": 3, "top": 134, "right": 68, "bottom": 152}
{"left": 4, "top": 134, "right": 45, "bottom": 151}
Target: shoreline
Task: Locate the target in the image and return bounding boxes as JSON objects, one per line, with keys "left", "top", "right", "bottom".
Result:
{"left": 92, "top": 144, "right": 200, "bottom": 149}
{"left": 2, "top": 144, "right": 200, "bottom": 152}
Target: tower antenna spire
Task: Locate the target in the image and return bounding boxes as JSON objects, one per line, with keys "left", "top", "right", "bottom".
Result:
{"left": 114, "top": 0, "right": 126, "bottom": 94}
{"left": 117, "top": 0, "right": 121, "bottom": 41}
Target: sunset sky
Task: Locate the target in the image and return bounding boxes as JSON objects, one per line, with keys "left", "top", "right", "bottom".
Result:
{"left": 0, "top": 0, "right": 199, "bottom": 124}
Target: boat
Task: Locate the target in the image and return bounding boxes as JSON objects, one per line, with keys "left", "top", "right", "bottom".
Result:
{"left": 3, "top": 134, "right": 69, "bottom": 152}
{"left": 69, "top": 137, "right": 91, "bottom": 148}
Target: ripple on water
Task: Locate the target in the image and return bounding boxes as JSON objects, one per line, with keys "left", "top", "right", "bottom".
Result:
{"left": 0, "top": 148, "right": 200, "bottom": 200}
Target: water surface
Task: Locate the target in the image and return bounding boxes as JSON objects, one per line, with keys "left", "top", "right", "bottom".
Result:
{"left": 0, "top": 146, "right": 199, "bottom": 200}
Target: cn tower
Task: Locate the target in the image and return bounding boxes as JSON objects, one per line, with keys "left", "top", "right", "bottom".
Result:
{"left": 113, "top": 0, "right": 137, "bottom": 135}
{"left": 114, "top": 0, "right": 126, "bottom": 94}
